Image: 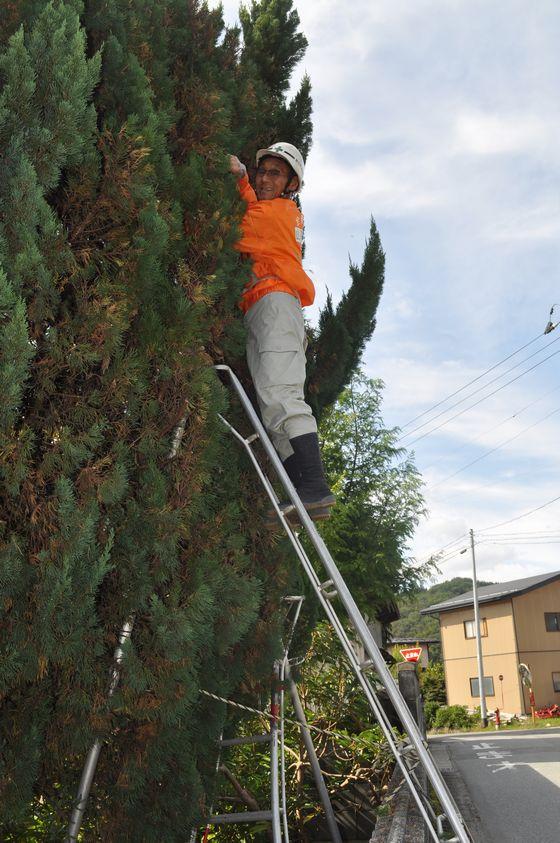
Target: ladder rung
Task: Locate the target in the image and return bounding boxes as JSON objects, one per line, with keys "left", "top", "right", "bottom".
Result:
{"left": 208, "top": 810, "right": 274, "bottom": 824}
{"left": 318, "top": 579, "right": 338, "bottom": 599}
{"left": 245, "top": 433, "right": 259, "bottom": 444}
{"left": 359, "top": 658, "right": 374, "bottom": 672}
{"left": 219, "top": 734, "right": 272, "bottom": 748}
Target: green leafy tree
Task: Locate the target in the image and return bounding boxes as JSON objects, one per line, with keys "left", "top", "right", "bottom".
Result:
{"left": 0, "top": 1, "right": 395, "bottom": 839}
{"left": 307, "top": 220, "right": 385, "bottom": 420}
{"left": 420, "top": 661, "right": 447, "bottom": 705}
{"left": 318, "top": 373, "right": 431, "bottom": 612}
{"left": 0, "top": 1, "right": 300, "bottom": 839}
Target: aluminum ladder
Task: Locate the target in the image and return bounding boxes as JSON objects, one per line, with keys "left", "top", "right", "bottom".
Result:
{"left": 215, "top": 364, "right": 473, "bottom": 843}
{"left": 203, "top": 596, "right": 343, "bottom": 843}
{"left": 205, "top": 660, "right": 284, "bottom": 839}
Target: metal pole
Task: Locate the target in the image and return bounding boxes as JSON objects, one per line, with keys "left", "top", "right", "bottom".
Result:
{"left": 285, "top": 664, "right": 343, "bottom": 843}
{"left": 470, "top": 529, "right": 488, "bottom": 728}
{"left": 270, "top": 662, "right": 283, "bottom": 843}
{"left": 66, "top": 416, "right": 186, "bottom": 840}
{"left": 215, "top": 365, "right": 472, "bottom": 843}
{"left": 66, "top": 618, "right": 134, "bottom": 842}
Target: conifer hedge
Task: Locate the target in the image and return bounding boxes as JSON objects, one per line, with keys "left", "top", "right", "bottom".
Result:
{"left": 0, "top": 1, "right": 385, "bottom": 839}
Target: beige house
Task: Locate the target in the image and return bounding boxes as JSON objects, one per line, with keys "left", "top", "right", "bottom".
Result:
{"left": 422, "top": 571, "right": 560, "bottom": 715}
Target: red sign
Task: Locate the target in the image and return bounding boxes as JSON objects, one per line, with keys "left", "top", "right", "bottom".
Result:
{"left": 400, "top": 647, "right": 422, "bottom": 663}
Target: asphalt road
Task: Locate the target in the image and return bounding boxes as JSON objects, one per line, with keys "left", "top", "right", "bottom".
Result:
{"left": 430, "top": 728, "right": 560, "bottom": 843}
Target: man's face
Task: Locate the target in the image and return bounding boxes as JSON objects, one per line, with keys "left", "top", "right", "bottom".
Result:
{"left": 255, "top": 156, "right": 299, "bottom": 200}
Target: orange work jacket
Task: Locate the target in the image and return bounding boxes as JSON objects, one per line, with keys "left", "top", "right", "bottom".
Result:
{"left": 234, "top": 174, "right": 315, "bottom": 313}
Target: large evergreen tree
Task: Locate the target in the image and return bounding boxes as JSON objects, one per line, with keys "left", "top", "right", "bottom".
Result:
{"left": 0, "top": 1, "right": 389, "bottom": 840}
{"left": 307, "top": 220, "right": 385, "bottom": 421}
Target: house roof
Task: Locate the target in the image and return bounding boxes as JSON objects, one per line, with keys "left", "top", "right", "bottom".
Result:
{"left": 389, "top": 636, "right": 440, "bottom": 645}
{"left": 420, "top": 570, "right": 560, "bottom": 615}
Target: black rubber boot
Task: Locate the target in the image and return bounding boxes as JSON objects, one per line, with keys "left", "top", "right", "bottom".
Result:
{"left": 266, "top": 453, "right": 301, "bottom": 523}
{"left": 282, "top": 452, "right": 302, "bottom": 488}
{"left": 289, "top": 433, "right": 336, "bottom": 511}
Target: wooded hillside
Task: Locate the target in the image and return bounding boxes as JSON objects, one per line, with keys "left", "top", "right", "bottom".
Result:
{"left": 392, "top": 577, "right": 495, "bottom": 660}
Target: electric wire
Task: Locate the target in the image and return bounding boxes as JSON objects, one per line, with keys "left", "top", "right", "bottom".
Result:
{"left": 479, "top": 494, "right": 560, "bottom": 533}
{"left": 482, "top": 530, "right": 560, "bottom": 538}
{"left": 424, "top": 383, "right": 560, "bottom": 475}
{"left": 401, "top": 344, "right": 560, "bottom": 448}
{"left": 425, "top": 464, "right": 559, "bottom": 503}
{"left": 481, "top": 540, "right": 560, "bottom": 546}
{"left": 399, "top": 331, "right": 549, "bottom": 431}
{"left": 398, "top": 334, "right": 560, "bottom": 442}
{"left": 428, "top": 406, "right": 560, "bottom": 490}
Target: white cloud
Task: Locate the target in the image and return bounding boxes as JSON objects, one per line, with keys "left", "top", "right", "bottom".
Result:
{"left": 453, "top": 110, "right": 550, "bottom": 156}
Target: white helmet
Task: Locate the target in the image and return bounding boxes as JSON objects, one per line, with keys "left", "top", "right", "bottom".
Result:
{"left": 255, "top": 142, "right": 305, "bottom": 190}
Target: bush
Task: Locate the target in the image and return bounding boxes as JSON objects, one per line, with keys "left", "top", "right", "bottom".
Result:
{"left": 433, "top": 705, "right": 478, "bottom": 731}
{"left": 420, "top": 662, "right": 446, "bottom": 704}
{"left": 424, "top": 700, "right": 440, "bottom": 730}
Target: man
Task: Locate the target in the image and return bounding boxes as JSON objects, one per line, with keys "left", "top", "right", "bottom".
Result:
{"left": 229, "top": 142, "right": 334, "bottom": 518}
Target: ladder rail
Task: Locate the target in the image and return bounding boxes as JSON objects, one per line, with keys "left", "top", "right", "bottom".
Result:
{"left": 215, "top": 364, "right": 472, "bottom": 843}
{"left": 279, "top": 597, "right": 305, "bottom": 843}
{"left": 220, "top": 410, "right": 440, "bottom": 837}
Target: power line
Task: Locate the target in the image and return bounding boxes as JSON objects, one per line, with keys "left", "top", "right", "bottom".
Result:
{"left": 398, "top": 333, "right": 560, "bottom": 443}
{"left": 478, "top": 539, "right": 560, "bottom": 547}
{"left": 424, "top": 383, "right": 560, "bottom": 475}
{"left": 428, "top": 406, "right": 560, "bottom": 490}
{"left": 479, "top": 494, "right": 560, "bottom": 532}
{"left": 402, "top": 344, "right": 560, "bottom": 449}
{"left": 400, "top": 335, "right": 560, "bottom": 442}
{"left": 483, "top": 530, "right": 560, "bottom": 538}
{"left": 399, "top": 331, "right": 549, "bottom": 432}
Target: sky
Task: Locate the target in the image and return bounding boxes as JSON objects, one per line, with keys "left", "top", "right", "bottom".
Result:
{"left": 213, "top": 0, "right": 560, "bottom": 585}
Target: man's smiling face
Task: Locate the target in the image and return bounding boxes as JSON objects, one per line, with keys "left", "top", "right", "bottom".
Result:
{"left": 255, "top": 155, "right": 299, "bottom": 200}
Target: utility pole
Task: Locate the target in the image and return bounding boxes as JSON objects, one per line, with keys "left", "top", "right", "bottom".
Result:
{"left": 470, "top": 529, "right": 488, "bottom": 728}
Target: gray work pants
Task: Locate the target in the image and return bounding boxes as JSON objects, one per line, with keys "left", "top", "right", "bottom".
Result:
{"left": 244, "top": 292, "right": 317, "bottom": 461}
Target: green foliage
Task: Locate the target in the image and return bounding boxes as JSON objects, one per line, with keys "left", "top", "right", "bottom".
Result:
{"left": 420, "top": 662, "right": 446, "bottom": 705}
{"left": 424, "top": 700, "right": 440, "bottom": 730}
{"left": 0, "top": 1, "right": 401, "bottom": 839}
{"left": 433, "top": 705, "right": 478, "bottom": 731}
{"left": 240, "top": 0, "right": 308, "bottom": 98}
{"left": 0, "top": 0, "right": 310, "bottom": 838}
{"left": 318, "top": 373, "right": 431, "bottom": 612}
{"left": 307, "top": 218, "right": 385, "bottom": 420}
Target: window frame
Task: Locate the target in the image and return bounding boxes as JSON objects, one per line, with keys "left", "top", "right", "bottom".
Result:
{"left": 553, "top": 672, "right": 560, "bottom": 693}
{"left": 544, "top": 612, "right": 560, "bottom": 632}
{"left": 463, "top": 617, "right": 488, "bottom": 639}
{"left": 469, "top": 676, "right": 495, "bottom": 697}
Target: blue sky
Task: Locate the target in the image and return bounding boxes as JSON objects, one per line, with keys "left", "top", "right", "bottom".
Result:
{"left": 214, "top": 0, "right": 560, "bottom": 584}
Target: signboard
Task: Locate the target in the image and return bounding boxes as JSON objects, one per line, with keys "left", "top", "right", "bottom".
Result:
{"left": 400, "top": 647, "right": 422, "bottom": 663}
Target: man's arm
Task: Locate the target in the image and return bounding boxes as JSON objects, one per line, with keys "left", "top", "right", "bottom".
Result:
{"left": 229, "top": 154, "right": 257, "bottom": 205}
{"left": 229, "top": 155, "right": 247, "bottom": 180}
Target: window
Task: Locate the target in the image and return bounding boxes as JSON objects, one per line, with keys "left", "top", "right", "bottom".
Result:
{"left": 553, "top": 673, "right": 560, "bottom": 693}
{"left": 470, "top": 676, "right": 495, "bottom": 697}
{"left": 463, "top": 618, "right": 488, "bottom": 639}
{"left": 545, "top": 612, "right": 560, "bottom": 632}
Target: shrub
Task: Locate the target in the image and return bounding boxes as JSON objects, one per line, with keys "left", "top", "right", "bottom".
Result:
{"left": 424, "top": 700, "right": 440, "bottom": 730}
{"left": 433, "top": 705, "right": 478, "bottom": 731}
